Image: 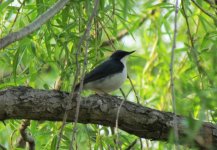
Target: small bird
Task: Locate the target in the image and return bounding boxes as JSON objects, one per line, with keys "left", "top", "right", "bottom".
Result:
{"left": 75, "top": 50, "right": 135, "bottom": 94}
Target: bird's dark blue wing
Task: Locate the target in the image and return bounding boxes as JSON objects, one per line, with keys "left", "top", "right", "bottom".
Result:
{"left": 83, "top": 59, "right": 124, "bottom": 84}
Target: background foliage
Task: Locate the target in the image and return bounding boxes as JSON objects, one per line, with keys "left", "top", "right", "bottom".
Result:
{"left": 0, "top": 0, "right": 217, "bottom": 149}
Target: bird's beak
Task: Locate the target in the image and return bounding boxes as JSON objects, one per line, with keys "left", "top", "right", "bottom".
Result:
{"left": 127, "top": 50, "right": 135, "bottom": 55}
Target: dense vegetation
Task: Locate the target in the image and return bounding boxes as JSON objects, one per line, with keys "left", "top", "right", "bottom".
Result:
{"left": 0, "top": 0, "right": 217, "bottom": 149}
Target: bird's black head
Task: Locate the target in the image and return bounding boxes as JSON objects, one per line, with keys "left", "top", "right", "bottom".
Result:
{"left": 110, "top": 50, "right": 135, "bottom": 60}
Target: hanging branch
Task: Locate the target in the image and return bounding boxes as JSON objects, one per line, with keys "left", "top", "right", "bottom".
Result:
{"left": 170, "top": 0, "right": 179, "bottom": 147}
{"left": 0, "top": 0, "right": 70, "bottom": 50}
{"left": 56, "top": 0, "right": 99, "bottom": 148}
{"left": 70, "top": 0, "right": 99, "bottom": 149}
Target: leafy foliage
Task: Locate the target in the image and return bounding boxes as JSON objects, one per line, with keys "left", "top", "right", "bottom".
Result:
{"left": 0, "top": 0, "right": 217, "bottom": 149}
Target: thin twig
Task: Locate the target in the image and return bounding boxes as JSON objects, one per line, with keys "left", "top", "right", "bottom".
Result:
{"left": 69, "top": 0, "right": 99, "bottom": 149}
{"left": 100, "top": 25, "right": 129, "bottom": 47}
{"left": 170, "top": 0, "right": 179, "bottom": 148}
{"left": 181, "top": 1, "right": 201, "bottom": 69}
{"left": 56, "top": 9, "right": 84, "bottom": 147}
{"left": 191, "top": 0, "right": 217, "bottom": 20}
{"left": 181, "top": 2, "right": 195, "bottom": 48}
{"left": 182, "top": 0, "right": 214, "bottom": 86}
{"left": 66, "top": 10, "right": 83, "bottom": 150}
{"left": 182, "top": 1, "right": 200, "bottom": 70}
{"left": 55, "top": 2, "right": 86, "bottom": 149}
{"left": 98, "top": 19, "right": 116, "bottom": 50}
{"left": 55, "top": 109, "right": 69, "bottom": 150}
{"left": 9, "top": 1, "right": 25, "bottom": 33}
{"left": 115, "top": 88, "right": 127, "bottom": 148}
{"left": 55, "top": 49, "right": 80, "bottom": 149}
{"left": 127, "top": 75, "right": 140, "bottom": 104}
{"left": 0, "top": 0, "right": 70, "bottom": 50}
{"left": 125, "top": 139, "right": 137, "bottom": 150}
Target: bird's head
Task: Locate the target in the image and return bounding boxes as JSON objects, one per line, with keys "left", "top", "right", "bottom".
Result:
{"left": 110, "top": 50, "right": 135, "bottom": 60}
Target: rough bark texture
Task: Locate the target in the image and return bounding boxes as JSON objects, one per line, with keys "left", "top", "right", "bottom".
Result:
{"left": 0, "top": 86, "right": 217, "bottom": 149}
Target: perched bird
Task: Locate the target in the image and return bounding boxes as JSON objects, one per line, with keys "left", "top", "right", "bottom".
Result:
{"left": 75, "top": 50, "right": 135, "bottom": 94}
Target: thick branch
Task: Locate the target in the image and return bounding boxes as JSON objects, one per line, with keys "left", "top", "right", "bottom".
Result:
{"left": 0, "top": 0, "right": 69, "bottom": 50}
{"left": 0, "top": 86, "right": 217, "bottom": 149}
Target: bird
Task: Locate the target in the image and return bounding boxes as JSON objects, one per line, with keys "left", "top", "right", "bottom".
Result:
{"left": 75, "top": 50, "right": 135, "bottom": 94}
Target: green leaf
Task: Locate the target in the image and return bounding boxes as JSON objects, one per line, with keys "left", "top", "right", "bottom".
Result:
{"left": 0, "top": 0, "right": 13, "bottom": 13}
{"left": 51, "top": 135, "right": 58, "bottom": 150}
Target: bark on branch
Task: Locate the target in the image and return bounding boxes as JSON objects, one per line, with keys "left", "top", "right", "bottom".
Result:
{"left": 0, "top": 86, "right": 216, "bottom": 149}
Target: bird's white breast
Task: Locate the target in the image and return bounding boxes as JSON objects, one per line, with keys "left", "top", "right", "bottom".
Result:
{"left": 84, "top": 57, "right": 127, "bottom": 93}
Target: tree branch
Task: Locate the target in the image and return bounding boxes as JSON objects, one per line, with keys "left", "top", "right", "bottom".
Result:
{"left": 0, "top": 86, "right": 217, "bottom": 149}
{"left": 0, "top": 0, "right": 69, "bottom": 50}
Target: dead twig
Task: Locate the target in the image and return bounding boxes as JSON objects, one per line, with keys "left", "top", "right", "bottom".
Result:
{"left": 17, "top": 120, "right": 35, "bottom": 150}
